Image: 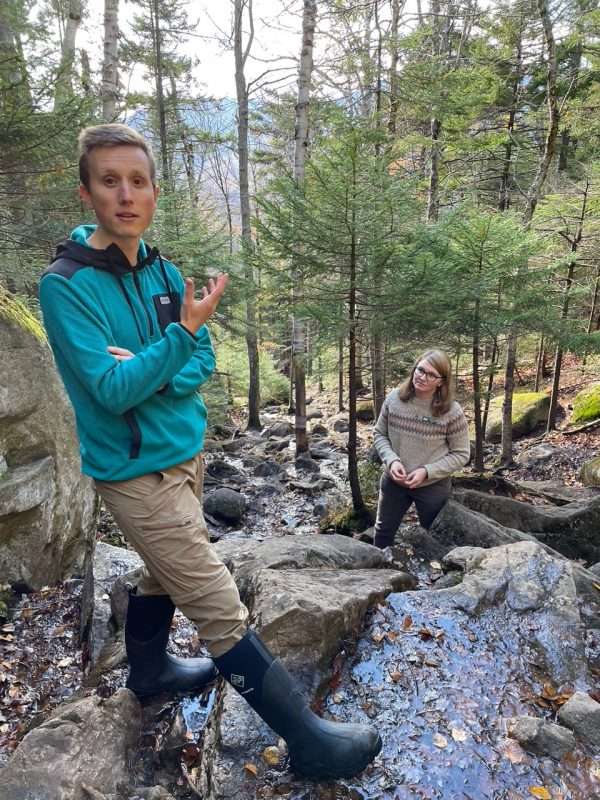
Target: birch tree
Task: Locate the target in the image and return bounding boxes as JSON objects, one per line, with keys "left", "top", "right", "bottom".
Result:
{"left": 55, "top": 0, "right": 83, "bottom": 107}
{"left": 291, "top": 0, "right": 317, "bottom": 454}
{"left": 234, "top": 0, "right": 261, "bottom": 429}
{"left": 102, "top": 0, "right": 119, "bottom": 121}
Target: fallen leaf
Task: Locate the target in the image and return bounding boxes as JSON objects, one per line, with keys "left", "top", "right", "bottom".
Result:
{"left": 451, "top": 727, "right": 468, "bottom": 742}
{"left": 371, "top": 632, "right": 385, "bottom": 643}
{"left": 262, "top": 746, "right": 281, "bottom": 766}
{"left": 418, "top": 627, "right": 434, "bottom": 640}
{"left": 389, "top": 671, "right": 402, "bottom": 683}
{"left": 433, "top": 733, "right": 448, "bottom": 749}
{"left": 529, "top": 787, "right": 551, "bottom": 799}
{"left": 57, "top": 657, "right": 74, "bottom": 668}
{"left": 593, "top": 583, "right": 600, "bottom": 592}
{"left": 385, "top": 631, "right": 398, "bottom": 643}
{"left": 500, "top": 738, "right": 527, "bottom": 764}
{"left": 244, "top": 762, "right": 258, "bottom": 777}
{"left": 402, "top": 616, "right": 413, "bottom": 631}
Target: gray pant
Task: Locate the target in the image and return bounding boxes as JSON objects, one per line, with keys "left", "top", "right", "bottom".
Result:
{"left": 373, "top": 472, "right": 451, "bottom": 548}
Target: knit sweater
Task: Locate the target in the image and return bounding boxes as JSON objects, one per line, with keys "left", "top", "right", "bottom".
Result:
{"left": 373, "top": 390, "right": 470, "bottom": 485}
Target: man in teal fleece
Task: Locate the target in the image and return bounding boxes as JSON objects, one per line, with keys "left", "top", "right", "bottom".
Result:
{"left": 39, "top": 123, "right": 380, "bottom": 781}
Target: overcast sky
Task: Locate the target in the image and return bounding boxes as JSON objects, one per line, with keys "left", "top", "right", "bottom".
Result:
{"left": 83, "top": 1, "right": 303, "bottom": 99}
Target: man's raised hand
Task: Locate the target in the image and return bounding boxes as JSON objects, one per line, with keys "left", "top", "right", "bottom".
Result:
{"left": 180, "top": 273, "right": 229, "bottom": 335}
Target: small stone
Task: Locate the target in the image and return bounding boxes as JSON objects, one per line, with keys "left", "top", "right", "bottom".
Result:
{"left": 507, "top": 716, "right": 575, "bottom": 759}
{"left": 558, "top": 691, "right": 600, "bottom": 747}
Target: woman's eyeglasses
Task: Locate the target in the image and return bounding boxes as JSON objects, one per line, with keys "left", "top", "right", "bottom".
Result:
{"left": 415, "top": 365, "right": 443, "bottom": 382}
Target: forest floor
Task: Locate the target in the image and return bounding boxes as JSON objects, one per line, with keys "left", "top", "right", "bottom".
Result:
{"left": 2, "top": 357, "right": 600, "bottom": 787}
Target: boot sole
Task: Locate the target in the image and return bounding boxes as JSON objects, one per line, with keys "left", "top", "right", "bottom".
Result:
{"left": 291, "top": 733, "right": 382, "bottom": 780}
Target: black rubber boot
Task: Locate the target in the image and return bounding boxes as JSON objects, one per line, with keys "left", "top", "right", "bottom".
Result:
{"left": 215, "top": 630, "right": 381, "bottom": 780}
{"left": 125, "top": 591, "right": 217, "bottom": 698}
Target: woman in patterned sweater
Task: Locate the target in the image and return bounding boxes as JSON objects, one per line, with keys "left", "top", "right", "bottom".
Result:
{"left": 372, "top": 349, "right": 470, "bottom": 549}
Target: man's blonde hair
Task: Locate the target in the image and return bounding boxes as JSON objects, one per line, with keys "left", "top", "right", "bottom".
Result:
{"left": 78, "top": 123, "right": 156, "bottom": 189}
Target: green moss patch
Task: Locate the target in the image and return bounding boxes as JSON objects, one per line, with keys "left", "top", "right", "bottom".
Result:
{"left": 485, "top": 392, "right": 550, "bottom": 442}
{"left": 572, "top": 384, "right": 600, "bottom": 424}
{"left": 0, "top": 286, "right": 46, "bottom": 341}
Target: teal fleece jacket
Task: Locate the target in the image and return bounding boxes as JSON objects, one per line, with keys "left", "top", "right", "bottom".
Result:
{"left": 39, "top": 225, "right": 216, "bottom": 481}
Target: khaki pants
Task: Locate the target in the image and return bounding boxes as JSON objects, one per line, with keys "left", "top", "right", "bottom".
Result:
{"left": 96, "top": 453, "right": 248, "bottom": 657}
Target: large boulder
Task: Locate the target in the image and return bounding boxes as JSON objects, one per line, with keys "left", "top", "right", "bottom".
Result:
{"left": 0, "top": 688, "right": 141, "bottom": 799}
{"left": 571, "top": 383, "right": 600, "bottom": 424}
{"left": 581, "top": 456, "right": 600, "bottom": 487}
{"left": 485, "top": 392, "right": 550, "bottom": 442}
{"left": 0, "top": 288, "right": 97, "bottom": 589}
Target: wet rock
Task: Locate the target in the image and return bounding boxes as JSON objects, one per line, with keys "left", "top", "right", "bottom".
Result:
{"left": 215, "top": 534, "right": 396, "bottom": 609}
{"left": 333, "top": 418, "right": 349, "bottom": 433}
{"left": 445, "top": 541, "right": 587, "bottom": 685}
{"left": 204, "top": 488, "right": 248, "bottom": 524}
{"left": 200, "top": 556, "right": 415, "bottom": 798}
{"left": 264, "top": 438, "right": 289, "bottom": 453}
{"left": 516, "top": 444, "right": 560, "bottom": 468}
{"left": 450, "top": 491, "right": 600, "bottom": 563}
{"left": 295, "top": 453, "right": 320, "bottom": 473}
{"left": 558, "top": 692, "right": 600, "bottom": 747}
{"left": 253, "top": 460, "right": 283, "bottom": 478}
{"left": 309, "top": 442, "right": 336, "bottom": 460}
{"left": 589, "top": 562, "right": 600, "bottom": 577}
{"left": 81, "top": 542, "right": 143, "bottom": 667}
{"left": 262, "top": 421, "right": 293, "bottom": 438}
{"left": 221, "top": 437, "right": 247, "bottom": 454}
{"left": 0, "top": 289, "right": 98, "bottom": 590}
{"left": 581, "top": 456, "right": 600, "bottom": 487}
{"left": 507, "top": 716, "right": 575, "bottom": 759}
{"left": 0, "top": 688, "right": 141, "bottom": 799}
{"left": 307, "top": 409, "right": 324, "bottom": 420}
{"left": 202, "top": 438, "right": 223, "bottom": 453}
{"left": 516, "top": 479, "right": 600, "bottom": 505}
{"left": 206, "top": 458, "right": 246, "bottom": 483}
{"left": 311, "top": 423, "right": 328, "bottom": 436}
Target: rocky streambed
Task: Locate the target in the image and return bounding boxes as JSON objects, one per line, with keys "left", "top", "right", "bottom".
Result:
{"left": 2, "top": 412, "right": 600, "bottom": 800}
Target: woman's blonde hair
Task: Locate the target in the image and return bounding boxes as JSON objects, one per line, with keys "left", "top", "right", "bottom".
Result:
{"left": 398, "top": 349, "right": 454, "bottom": 416}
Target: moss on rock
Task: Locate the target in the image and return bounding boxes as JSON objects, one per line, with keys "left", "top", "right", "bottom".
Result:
{"left": 485, "top": 392, "right": 550, "bottom": 443}
{"left": 572, "top": 384, "right": 600, "bottom": 425}
{"left": 356, "top": 400, "right": 375, "bottom": 422}
{"left": 581, "top": 456, "right": 600, "bottom": 487}
{"left": 0, "top": 286, "right": 45, "bottom": 341}
{"left": 319, "top": 503, "right": 375, "bottom": 536}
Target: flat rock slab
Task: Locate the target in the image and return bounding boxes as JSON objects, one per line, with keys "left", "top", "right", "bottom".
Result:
{"left": 444, "top": 540, "right": 587, "bottom": 685}
{"left": 0, "top": 688, "right": 141, "bottom": 800}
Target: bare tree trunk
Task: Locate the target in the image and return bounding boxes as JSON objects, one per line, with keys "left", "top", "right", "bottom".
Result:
{"left": 534, "top": 335, "right": 545, "bottom": 391}
{"left": 498, "top": 19, "right": 523, "bottom": 211}
{"left": 426, "top": 0, "right": 442, "bottom": 222}
{"left": 291, "top": 0, "right": 317, "bottom": 454}
{"left": 169, "top": 74, "right": 198, "bottom": 206}
{"left": 150, "top": 0, "right": 169, "bottom": 186}
{"left": 547, "top": 179, "right": 588, "bottom": 431}
{"left": 338, "top": 335, "right": 345, "bottom": 412}
{"left": 481, "top": 337, "right": 498, "bottom": 438}
{"left": 348, "top": 156, "right": 365, "bottom": 513}
{"left": 55, "top": 0, "right": 82, "bottom": 106}
{"left": 102, "top": 0, "right": 119, "bottom": 121}
{"left": 501, "top": 0, "right": 560, "bottom": 463}
{"left": 583, "top": 267, "right": 600, "bottom": 368}
{"left": 387, "top": 0, "right": 402, "bottom": 136}
{"left": 234, "top": 0, "right": 261, "bottom": 430}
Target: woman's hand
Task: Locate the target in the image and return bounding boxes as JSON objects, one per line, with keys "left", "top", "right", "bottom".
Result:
{"left": 389, "top": 460, "right": 407, "bottom": 484}
{"left": 404, "top": 467, "right": 428, "bottom": 489}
